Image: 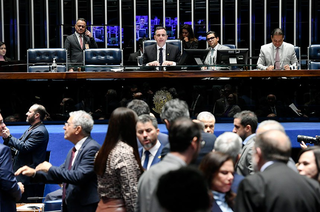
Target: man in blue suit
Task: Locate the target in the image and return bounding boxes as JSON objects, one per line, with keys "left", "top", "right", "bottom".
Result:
{"left": 15, "top": 110, "right": 101, "bottom": 212}
{"left": 136, "top": 114, "right": 163, "bottom": 170}
{"left": 1, "top": 104, "right": 49, "bottom": 202}
{"left": 0, "top": 111, "right": 24, "bottom": 212}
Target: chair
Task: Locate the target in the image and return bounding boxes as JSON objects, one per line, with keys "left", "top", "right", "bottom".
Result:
{"left": 224, "top": 44, "right": 236, "bottom": 49}
{"left": 84, "top": 48, "right": 123, "bottom": 72}
{"left": 309, "top": 61, "right": 320, "bottom": 69}
{"left": 27, "top": 48, "right": 67, "bottom": 72}
{"left": 308, "top": 44, "right": 320, "bottom": 69}
{"left": 143, "top": 39, "right": 183, "bottom": 55}
{"left": 294, "top": 46, "right": 301, "bottom": 68}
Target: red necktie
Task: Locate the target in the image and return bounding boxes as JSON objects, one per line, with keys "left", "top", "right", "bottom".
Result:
{"left": 62, "top": 147, "right": 76, "bottom": 201}
{"left": 79, "top": 35, "right": 83, "bottom": 49}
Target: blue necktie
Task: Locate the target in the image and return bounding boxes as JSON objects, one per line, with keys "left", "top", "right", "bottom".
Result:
{"left": 143, "top": 150, "right": 150, "bottom": 170}
{"left": 159, "top": 48, "right": 163, "bottom": 65}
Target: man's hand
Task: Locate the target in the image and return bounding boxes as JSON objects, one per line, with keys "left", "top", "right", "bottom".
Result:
{"left": 266, "top": 65, "right": 274, "bottom": 71}
{"left": 85, "top": 30, "right": 93, "bottom": 38}
{"left": 36, "top": 161, "right": 52, "bottom": 172}
{"left": 283, "top": 64, "right": 290, "bottom": 70}
{"left": 18, "top": 182, "right": 25, "bottom": 194}
{"left": 162, "top": 61, "right": 174, "bottom": 66}
{"left": 147, "top": 61, "right": 160, "bottom": 66}
{"left": 0, "top": 126, "right": 10, "bottom": 138}
{"left": 15, "top": 166, "right": 36, "bottom": 177}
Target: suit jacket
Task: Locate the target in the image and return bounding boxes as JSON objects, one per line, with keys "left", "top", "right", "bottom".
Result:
{"left": 143, "top": 43, "right": 181, "bottom": 65}
{"left": 34, "top": 136, "right": 101, "bottom": 212}
{"left": 160, "top": 132, "right": 216, "bottom": 166}
{"left": 204, "top": 44, "right": 231, "bottom": 65}
{"left": 65, "top": 33, "right": 98, "bottom": 65}
{"left": 235, "top": 162, "right": 320, "bottom": 212}
{"left": 235, "top": 134, "right": 256, "bottom": 176}
{"left": 0, "top": 144, "right": 22, "bottom": 212}
{"left": 257, "top": 42, "right": 298, "bottom": 70}
{"left": 139, "top": 143, "right": 164, "bottom": 168}
{"left": 231, "top": 173, "right": 244, "bottom": 193}
{"left": 4, "top": 123, "right": 49, "bottom": 184}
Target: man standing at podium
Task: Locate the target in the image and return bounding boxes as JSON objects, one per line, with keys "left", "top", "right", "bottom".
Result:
{"left": 65, "top": 18, "right": 98, "bottom": 71}
{"left": 257, "top": 28, "right": 297, "bottom": 70}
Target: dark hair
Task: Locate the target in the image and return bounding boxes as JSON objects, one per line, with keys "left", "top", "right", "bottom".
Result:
{"left": 206, "top": 30, "right": 219, "bottom": 38}
{"left": 169, "top": 117, "right": 202, "bottom": 152}
{"left": 298, "top": 146, "right": 320, "bottom": 183}
{"left": 199, "top": 151, "right": 236, "bottom": 209}
{"left": 271, "top": 28, "right": 284, "bottom": 37}
{"left": 0, "top": 41, "right": 5, "bottom": 46}
{"left": 76, "top": 18, "right": 87, "bottom": 23}
{"left": 137, "top": 114, "right": 158, "bottom": 129}
{"left": 94, "top": 107, "right": 144, "bottom": 176}
{"left": 155, "top": 26, "right": 167, "bottom": 33}
{"left": 33, "top": 104, "right": 48, "bottom": 121}
{"left": 127, "top": 99, "right": 150, "bottom": 116}
{"left": 156, "top": 167, "right": 211, "bottom": 212}
{"left": 233, "top": 110, "right": 258, "bottom": 133}
{"left": 179, "top": 25, "right": 198, "bottom": 42}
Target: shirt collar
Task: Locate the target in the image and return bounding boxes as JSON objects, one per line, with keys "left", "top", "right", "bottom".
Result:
{"left": 243, "top": 133, "right": 256, "bottom": 145}
{"left": 260, "top": 161, "right": 275, "bottom": 172}
{"left": 74, "top": 136, "right": 88, "bottom": 151}
{"left": 157, "top": 44, "right": 166, "bottom": 50}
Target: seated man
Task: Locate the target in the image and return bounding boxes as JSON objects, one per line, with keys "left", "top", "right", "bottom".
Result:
{"left": 257, "top": 28, "right": 297, "bottom": 70}
{"left": 143, "top": 26, "right": 181, "bottom": 66}
{"left": 204, "top": 31, "right": 230, "bottom": 66}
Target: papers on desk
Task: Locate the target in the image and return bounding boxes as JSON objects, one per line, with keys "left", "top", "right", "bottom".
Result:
{"left": 16, "top": 203, "right": 44, "bottom": 212}
{"left": 289, "top": 103, "right": 302, "bottom": 116}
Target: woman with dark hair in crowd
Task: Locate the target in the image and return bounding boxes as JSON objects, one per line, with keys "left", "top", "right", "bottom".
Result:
{"left": 179, "top": 24, "right": 198, "bottom": 49}
{"left": 94, "top": 107, "right": 144, "bottom": 212}
{"left": 0, "top": 41, "right": 10, "bottom": 62}
{"left": 297, "top": 146, "right": 320, "bottom": 183}
{"left": 199, "top": 151, "right": 236, "bottom": 212}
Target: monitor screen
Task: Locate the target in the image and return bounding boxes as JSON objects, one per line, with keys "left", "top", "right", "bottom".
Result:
{"left": 91, "top": 26, "right": 105, "bottom": 43}
{"left": 178, "top": 49, "right": 210, "bottom": 65}
{"left": 216, "top": 49, "right": 249, "bottom": 65}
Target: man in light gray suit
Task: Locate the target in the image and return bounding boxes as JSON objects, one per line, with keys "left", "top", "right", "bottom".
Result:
{"left": 233, "top": 110, "right": 258, "bottom": 176}
{"left": 204, "top": 31, "right": 230, "bottom": 65}
{"left": 257, "top": 28, "right": 298, "bottom": 70}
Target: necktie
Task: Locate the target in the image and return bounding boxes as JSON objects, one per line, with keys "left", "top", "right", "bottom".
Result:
{"left": 63, "top": 147, "right": 77, "bottom": 201}
{"left": 159, "top": 48, "right": 163, "bottom": 65}
{"left": 211, "top": 48, "right": 215, "bottom": 65}
{"left": 275, "top": 47, "right": 280, "bottom": 69}
{"left": 143, "top": 150, "right": 150, "bottom": 170}
{"left": 79, "top": 35, "right": 83, "bottom": 49}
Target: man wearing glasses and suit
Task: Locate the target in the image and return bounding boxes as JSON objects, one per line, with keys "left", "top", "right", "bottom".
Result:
{"left": 204, "top": 31, "right": 230, "bottom": 66}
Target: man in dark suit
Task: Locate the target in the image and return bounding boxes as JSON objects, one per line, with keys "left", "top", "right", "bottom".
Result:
{"left": 143, "top": 26, "right": 181, "bottom": 66}
{"left": 1, "top": 104, "right": 49, "bottom": 202}
{"left": 0, "top": 111, "right": 24, "bottom": 211}
{"left": 65, "top": 18, "right": 98, "bottom": 71}
{"left": 159, "top": 99, "right": 216, "bottom": 166}
{"left": 127, "top": 37, "right": 149, "bottom": 65}
{"left": 136, "top": 114, "right": 163, "bottom": 170}
{"left": 235, "top": 129, "right": 320, "bottom": 212}
{"left": 15, "top": 110, "right": 101, "bottom": 212}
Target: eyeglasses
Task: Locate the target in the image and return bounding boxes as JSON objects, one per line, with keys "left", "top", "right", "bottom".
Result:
{"left": 206, "top": 37, "right": 216, "bottom": 41}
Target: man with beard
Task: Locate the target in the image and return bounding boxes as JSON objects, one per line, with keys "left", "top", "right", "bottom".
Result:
{"left": 1, "top": 104, "right": 49, "bottom": 202}
{"left": 136, "top": 117, "right": 202, "bottom": 212}
{"left": 136, "top": 114, "right": 163, "bottom": 170}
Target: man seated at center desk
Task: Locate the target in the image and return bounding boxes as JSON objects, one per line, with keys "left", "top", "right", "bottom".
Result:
{"left": 143, "top": 26, "right": 181, "bottom": 66}
{"left": 203, "top": 30, "right": 230, "bottom": 68}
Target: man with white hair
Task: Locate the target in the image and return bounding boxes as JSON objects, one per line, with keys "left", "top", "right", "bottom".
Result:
{"left": 197, "top": 111, "right": 216, "bottom": 134}
{"left": 214, "top": 132, "right": 243, "bottom": 193}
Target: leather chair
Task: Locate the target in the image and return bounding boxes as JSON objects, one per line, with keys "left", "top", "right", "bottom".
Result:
{"left": 308, "top": 44, "right": 320, "bottom": 69}
{"left": 84, "top": 48, "right": 123, "bottom": 72}
{"left": 143, "top": 39, "right": 183, "bottom": 55}
{"left": 27, "top": 48, "right": 67, "bottom": 72}
{"left": 224, "top": 44, "right": 236, "bottom": 49}
{"left": 309, "top": 61, "right": 320, "bottom": 69}
{"left": 294, "top": 46, "right": 301, "bottom": 68}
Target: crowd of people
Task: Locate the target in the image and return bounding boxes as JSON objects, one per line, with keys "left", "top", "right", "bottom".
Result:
{"left": 1, "top": 97, "right": 320, "bottom": 212}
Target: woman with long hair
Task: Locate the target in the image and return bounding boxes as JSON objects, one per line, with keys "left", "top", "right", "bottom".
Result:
{"left": 297, "top": 146, "right": 320, "bottom": 183}
{"left": 94, "top": 107, "right": 144, "bottom": 212}
{"left": 0, "top": 41, "right": 10, "bottom": 62}
{"left": 179, "top": 24, "right": 198, "bottom": 49}
{"left": 199, "top": 151, "right": 235, "bottom": 212}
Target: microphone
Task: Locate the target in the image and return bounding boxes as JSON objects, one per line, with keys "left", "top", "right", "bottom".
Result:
{"left": 27, "top": 197, "right": 45, "bottom": 200}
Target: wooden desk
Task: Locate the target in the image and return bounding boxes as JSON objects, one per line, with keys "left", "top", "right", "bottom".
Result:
{"left": 1, "top": 70, "right": 320, "bottom": 80}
